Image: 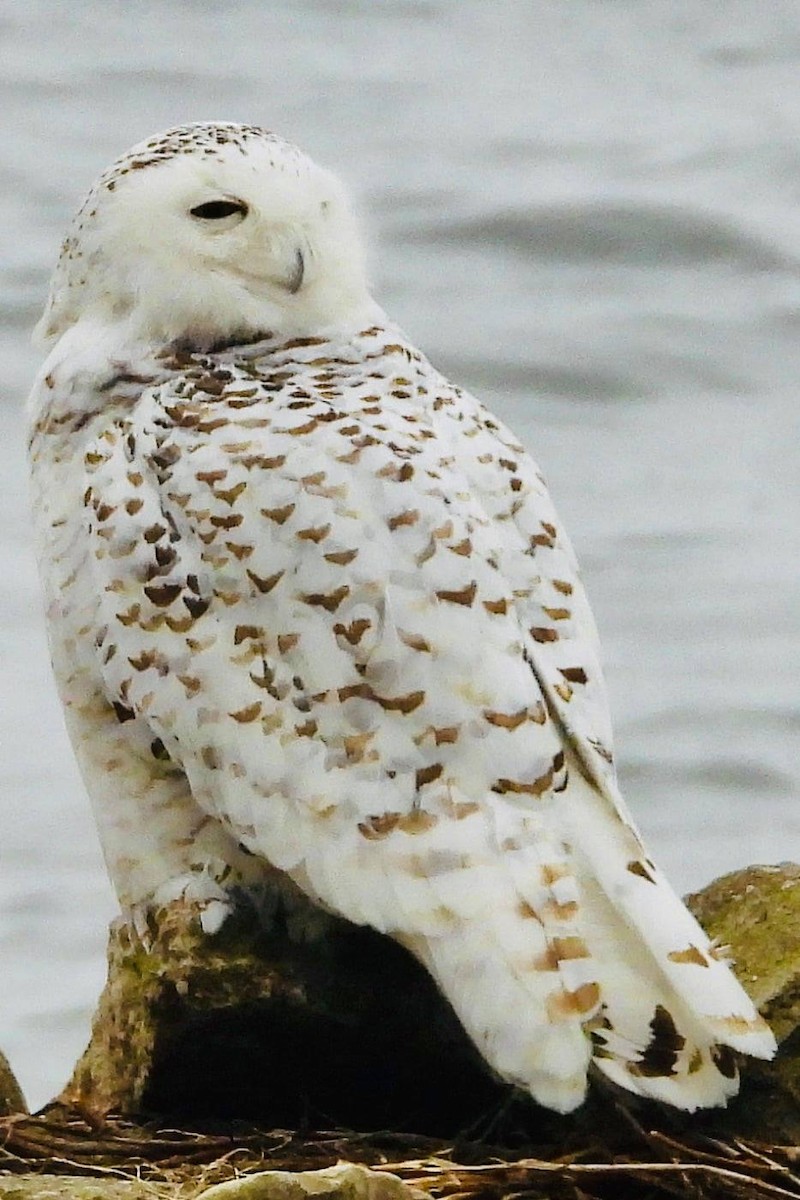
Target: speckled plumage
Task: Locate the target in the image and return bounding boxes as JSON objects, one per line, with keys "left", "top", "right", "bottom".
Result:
{"left": 28, "top": 123, "right": 775, "bottom": 1113}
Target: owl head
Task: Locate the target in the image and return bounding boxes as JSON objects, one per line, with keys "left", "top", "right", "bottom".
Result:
{"left": 35, "top": 122, "right": 378, "bottom": 351}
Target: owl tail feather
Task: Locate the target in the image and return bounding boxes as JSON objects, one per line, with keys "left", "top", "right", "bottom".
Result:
{"left": 407, "top": 924, "right": 594, "bottom": 1115}
{"left": 401, "top": 762, "right": 774, "bottom": 1115}
{"left": 561, "top": 762, "right": 776, "bottom": 1111}
{"left": 574, "top": 872, "right": 746, "bottom": 1110}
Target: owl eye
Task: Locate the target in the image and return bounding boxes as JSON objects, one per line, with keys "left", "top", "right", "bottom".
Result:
{"left": 189, "top": 199, "right": 248, "bottom": 220}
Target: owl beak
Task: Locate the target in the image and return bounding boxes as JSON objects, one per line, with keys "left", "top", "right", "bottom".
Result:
{"left": 233, "top": 240, "right": 306, "bottom": 297}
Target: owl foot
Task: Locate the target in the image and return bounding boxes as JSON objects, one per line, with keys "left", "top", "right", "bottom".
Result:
{"left": 121, "top": 871, "right": 236, "bottom": 950}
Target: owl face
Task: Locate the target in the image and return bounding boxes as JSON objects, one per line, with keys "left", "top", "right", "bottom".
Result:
{"left": 35, "top": 123, "right": 375, "bottom": 351}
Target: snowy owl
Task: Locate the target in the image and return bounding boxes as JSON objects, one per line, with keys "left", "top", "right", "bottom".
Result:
{"left": 28, "top": 122, "right": 774, "bottom": 1114}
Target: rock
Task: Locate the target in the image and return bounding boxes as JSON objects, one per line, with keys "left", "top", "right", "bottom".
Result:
{"left": 0, "top": 1166, "right": 420, "bottom": 1200}
{"left": 686, "top": 862, "right": 800, "bottom": 1142}
{"left": 58, "top": 861, "right": 800, "bottom": 1141}
{"left": 0, "top": 1050, "right": 27, "bottom": 1116}
{"left": 687, "top": 862, "right": 800, "bottom": 1039}
{"left": 196, "top": 1164, "right": 422, "bottom": 1200}
{"left": 62, "top": 895, "right": 507, "bottom": 1132}
{"left": 0, "top": 1183, "right": 148, "bottom": 1200}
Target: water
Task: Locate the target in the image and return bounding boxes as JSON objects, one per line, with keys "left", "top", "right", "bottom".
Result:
{"left": 1, "top": 0, "right": 799, "bottom": 1112}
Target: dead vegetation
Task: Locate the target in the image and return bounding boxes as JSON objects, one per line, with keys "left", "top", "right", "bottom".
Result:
{"left": 3, "top": 1105, "right": 800, "bottom": 1200}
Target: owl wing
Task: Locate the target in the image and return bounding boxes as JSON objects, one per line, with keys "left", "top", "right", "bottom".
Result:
{"left": 435, "top": 384, "right": 775, "bottom": 1094}
{"left": 82, "top": 354, "right": 772, "bottom": 1112}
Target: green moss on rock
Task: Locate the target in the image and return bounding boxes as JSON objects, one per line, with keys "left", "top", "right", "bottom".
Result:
{"left": 687, "top": 862, "right": 800, "bottom": 1142}
{"left": 687, "top": 862, "right": 800, "bottom": 1040}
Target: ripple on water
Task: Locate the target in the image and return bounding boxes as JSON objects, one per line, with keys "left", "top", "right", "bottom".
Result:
{"left": 402, "top": 202, "right": 796, "bottom": 270}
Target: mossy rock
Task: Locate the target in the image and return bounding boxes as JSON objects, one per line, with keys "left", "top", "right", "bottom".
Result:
{"left": 61, "top": 897, "right": 507, "bottom": 1134}
{"left": 687, "top": 862, "right": 800, "bottom": 1141}
{"left": 45, "top": 860, "right": 800, "bottom": 1145}
{"left": 687, "top": 861, "right": 800, "bottom": 1039}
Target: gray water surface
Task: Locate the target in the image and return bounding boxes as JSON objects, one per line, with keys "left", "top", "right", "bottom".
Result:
{"left": 1, "top": 0, "right": 799, "bottom": 1110}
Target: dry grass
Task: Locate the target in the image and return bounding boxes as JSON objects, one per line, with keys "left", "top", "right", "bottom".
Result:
{"left": 2, "top": 1107, "right": 800, "bottom": 1200}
